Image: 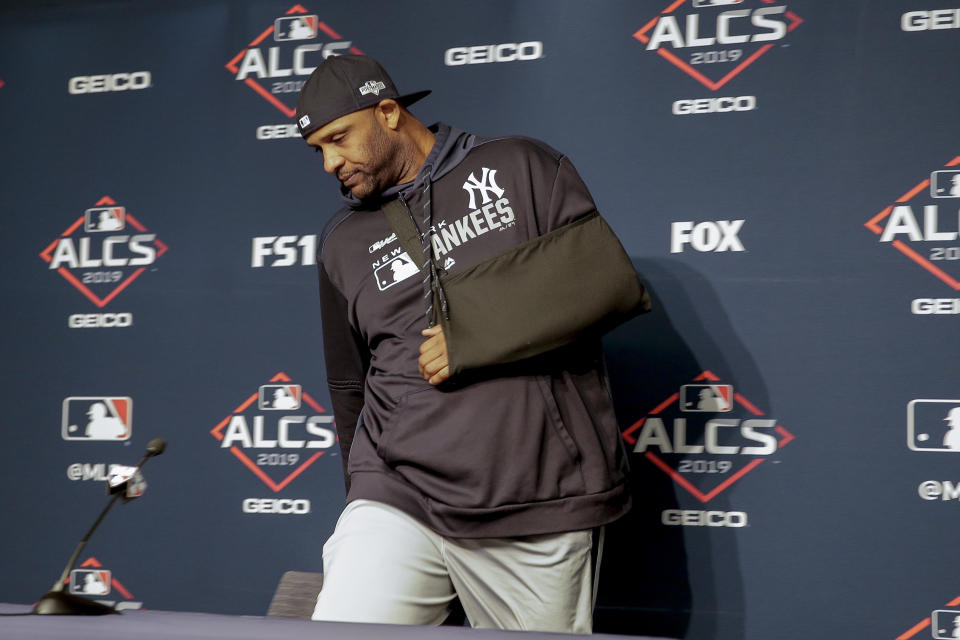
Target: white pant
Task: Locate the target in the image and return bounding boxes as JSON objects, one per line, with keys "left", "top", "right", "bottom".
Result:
{"left": 312, "top": 500, "right": 598, "bottom": 633}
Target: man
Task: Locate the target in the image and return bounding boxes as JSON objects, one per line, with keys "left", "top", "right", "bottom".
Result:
{"left": 296, "top": 55, "right": 648, "bottom": 633}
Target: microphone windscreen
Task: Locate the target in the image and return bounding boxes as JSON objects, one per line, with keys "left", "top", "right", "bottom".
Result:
{"left": 146, "top": 438, "right": 167, "bottom": 456}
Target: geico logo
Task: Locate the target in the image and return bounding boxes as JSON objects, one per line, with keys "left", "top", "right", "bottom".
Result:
{"left": 662, "top": 509, "right": 748, "bottom": 527}
{"left": 912, "top": 298, "right": 960, "bottom": 315}
{"left": 69, "top": 313, "right": 134, "bottom": 328}
{"left": 242, "top": 498, "right": 311, "bottom": 514}
{"left": 251, "top": 235, "right": 318, "bottom": 267}
{"left": 646, "top": 7, "right": 787, "bottom": 50}
{"left": 919, "top": 480, "right": 960, "bottom": 500}
{"left": 68, "top": 72, "right": 151, "bottom": 94}
{"left": 879, "top": 205, "right": 958, "bottom": 242}
{"left": 632, "top": 418, "right": 777, "bottom": 455}
{"left": 672, "top": 96, "right": 756, "bottom": 115}
{"left": 48, "top": 235, "right": 157, "bottom": 269}
{"left": 235, "top": 43, "right": 351, "bottom": 79}
{"left": 220, "top": 415, "right": 335, "bottom": 449}
{"left": 902, "top": 9, "right": 960, "bottom": 31}
{"left": 67, "top": 463, "right": 122, "bottom": 482}
{"left": 671, "top": 220, "right": 745, "bottom": 253}
{"left": 444, "top": 41, "right": 543, "bottom": 66}
{"left": 256, "top": 124, "right": 300, "bottom": 140}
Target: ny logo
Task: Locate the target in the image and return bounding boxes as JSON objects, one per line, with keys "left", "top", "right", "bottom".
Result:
{"left": 462, "top": 167, "right": 504, "bottom": 210}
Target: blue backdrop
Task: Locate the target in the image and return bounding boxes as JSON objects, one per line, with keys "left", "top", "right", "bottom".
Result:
{"left": 2, "top": 2, "right": 959, "bottom": 639}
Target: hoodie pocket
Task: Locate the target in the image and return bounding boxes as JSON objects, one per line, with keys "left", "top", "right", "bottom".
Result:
{"left": 375, "top": 377, "right": 586, "bottom": 509}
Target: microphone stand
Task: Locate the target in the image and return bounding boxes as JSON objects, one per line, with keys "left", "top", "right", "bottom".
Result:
{"left": 33, "top": 439, "right": 166, "bottom": 615}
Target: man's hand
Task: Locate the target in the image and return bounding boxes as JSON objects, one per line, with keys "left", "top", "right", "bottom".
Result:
{"left": 418, "top": 325, "right": 450, "bottom": 385}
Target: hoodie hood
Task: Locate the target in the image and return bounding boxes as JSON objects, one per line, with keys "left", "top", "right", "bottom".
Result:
{"left": 339, "top": 122, "right": 475, "bottom": 210}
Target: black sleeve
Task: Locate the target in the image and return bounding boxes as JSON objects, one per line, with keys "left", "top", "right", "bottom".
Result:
{"left": 317, "top": 260, "right": 368, "bottom": 496}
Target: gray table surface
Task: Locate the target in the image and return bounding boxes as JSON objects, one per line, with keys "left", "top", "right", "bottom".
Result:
{"left": 0, "top": 603, "right": 669, "bottom": 639}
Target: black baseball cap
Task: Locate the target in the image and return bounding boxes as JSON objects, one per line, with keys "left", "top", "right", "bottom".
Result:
{"left": 295, "top": 54, "right": 431, "bottom": 139}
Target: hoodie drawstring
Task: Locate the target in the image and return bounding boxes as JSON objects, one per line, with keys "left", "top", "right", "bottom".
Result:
{"left": 402, "top": 176, "right": 449, "bottom": 330}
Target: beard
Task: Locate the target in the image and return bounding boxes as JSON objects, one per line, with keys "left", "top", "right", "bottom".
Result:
{"left": 340, "top": 118, "right": 401, "bottom": 200}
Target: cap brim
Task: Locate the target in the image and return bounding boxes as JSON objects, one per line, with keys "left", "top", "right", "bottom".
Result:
{"left": 397, "top": 89, "right": 431, "bottom": 108}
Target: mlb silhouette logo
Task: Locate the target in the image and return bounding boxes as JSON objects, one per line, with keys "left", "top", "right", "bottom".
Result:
{"left": 69, "top": 569, "right": 111, "bottom": 596}
{"left": 62, "top": 397, "right": 132, "bottom": 441}
{"left": 931, "top": 610, "right": 960, "bottom": 639}
{"left": 930, "top": 170, "right": 960, "bottom": 198}
{"left": 907, "top": 399, "right": 960, "bottom": 452}
{"left": 259, "top": 384, "right": 301, "bottom": 410}
{"left": 680, "top": 384, "right": 733, "bottom": 412}
{"left": 274, "top": 15, "right": 318, "bottom": 41}
{"left": 375, "top": 253, "right": 419, "bottom": 291}
{"left": 84, "top": 207, "right": 126, "bottom": 232}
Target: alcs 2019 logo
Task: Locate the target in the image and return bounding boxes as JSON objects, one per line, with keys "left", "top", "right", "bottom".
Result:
{"left": 865, "top": 156, "right": 960, "bottom": 301}
{"left": 633, "top": 0, "right": 803, "bottom": 91}
{"left": 226, "top": 4, "right": 364, "bottom": 118}
{"left": 621, "top": 370, "right": 794, "bottom": 507}
{"left": 209, "top": 372, "right": 335, "bottom": 493}
{"left": 39, "top": 196, "right": 167, "bottom": 308}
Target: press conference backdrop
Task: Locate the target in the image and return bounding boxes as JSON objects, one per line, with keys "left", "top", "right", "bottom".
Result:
{"left": 1, "top": 1, "right": 958, "bottom": 638}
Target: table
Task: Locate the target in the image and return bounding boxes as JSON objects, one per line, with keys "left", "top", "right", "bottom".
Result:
{"left": 0, "top": 604, "right": 672, "bottom": 639}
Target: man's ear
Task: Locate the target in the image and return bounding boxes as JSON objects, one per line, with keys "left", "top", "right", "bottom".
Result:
{"left": 375, "top": 99, "right": 401, "bottom": 130}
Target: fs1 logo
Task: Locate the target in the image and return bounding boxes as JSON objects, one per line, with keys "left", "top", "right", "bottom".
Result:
{"left": 209, "top": 372, "right": 335, "bottom": 493}
{"left": 62, "top": 397, "right": 132, "bottom": 441}
{"left": 251, "top": 235, "right": 318, "bottom": 267}
{"left": 40, "top": 195, "right": 167, "bottom": 316}
{"left": 67, "top": 557, "right": 142, "bottom": 611}
{"left": 226, "top": 4, "right": 364, "bottom": 118}
{"left": 907, "top": 399, "right": 960, "bottom": 452}
{"left": 633, "top": 0, "right": 802, "bottom": 92}
{"left": 621, "top": 370, "right": 794, "bottom": 504}
{"left": 864, "top": 157, "right": 960, "bottom": 308}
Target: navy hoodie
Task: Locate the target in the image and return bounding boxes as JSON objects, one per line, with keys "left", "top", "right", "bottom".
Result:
{"left": 316, "top": 123, "right": 633, "bottom": 538}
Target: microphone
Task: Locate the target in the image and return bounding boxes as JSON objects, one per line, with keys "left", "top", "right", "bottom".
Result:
{"left": 33, "top": 439, "right": 167, "bottom": 616}
{"left": 107, "top": 438, "right": 165, "bottom": 498}
{"left": 145, "top": 438, "right": 166, "bottom": 457}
